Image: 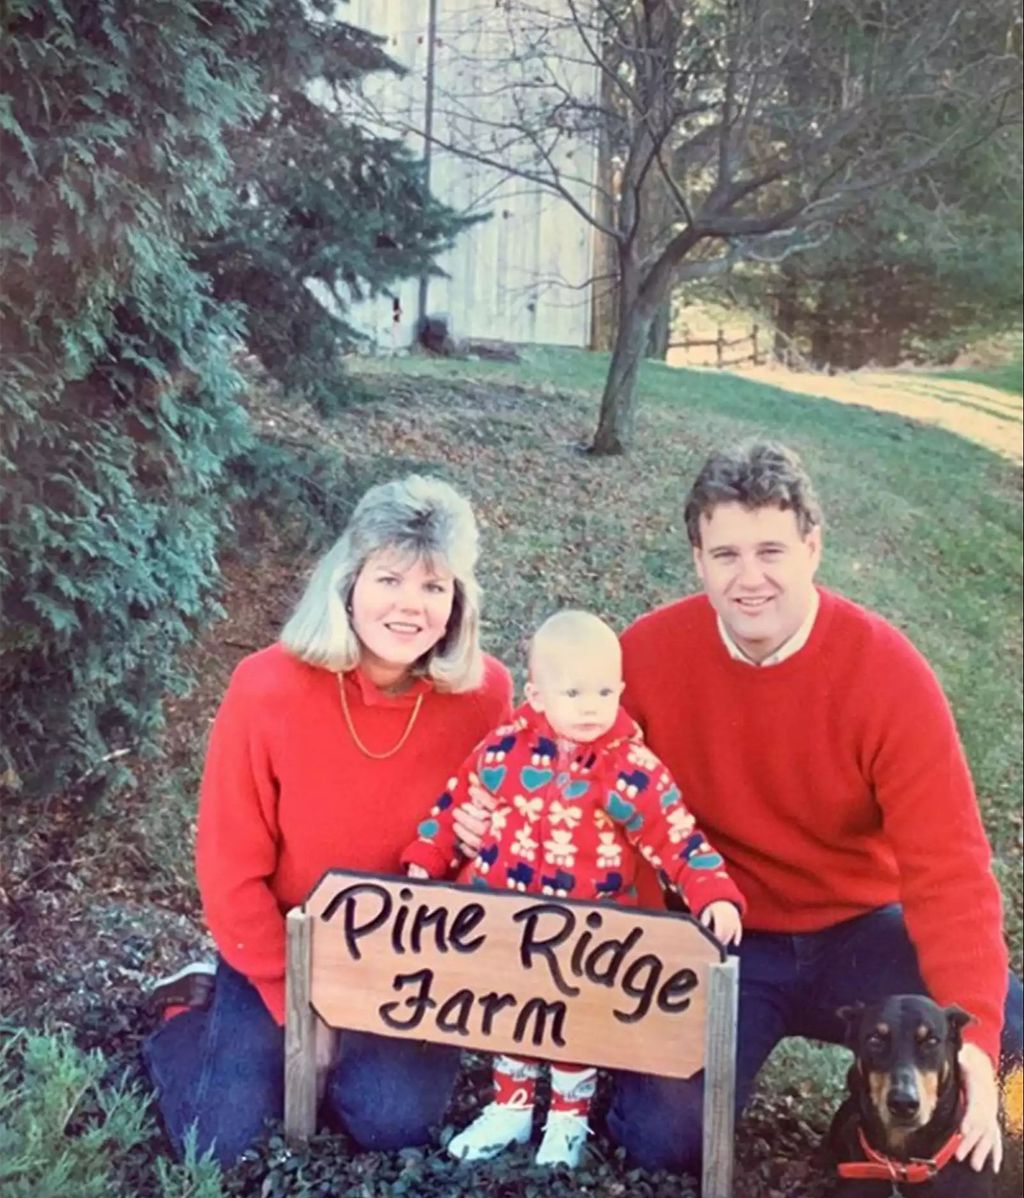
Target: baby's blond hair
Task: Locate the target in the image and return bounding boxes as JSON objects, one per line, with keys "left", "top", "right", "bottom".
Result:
{"left": 528, "top": 610, "right": 621, "bottom": 680}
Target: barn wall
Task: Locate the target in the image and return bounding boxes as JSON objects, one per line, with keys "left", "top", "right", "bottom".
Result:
{"left": 334, "top": 0, "right": 599, "bottom": 350}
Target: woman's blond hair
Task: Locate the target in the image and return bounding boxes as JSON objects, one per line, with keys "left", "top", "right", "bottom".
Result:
{"left": 280, "top": 475, "right": 483, "bottom": 691}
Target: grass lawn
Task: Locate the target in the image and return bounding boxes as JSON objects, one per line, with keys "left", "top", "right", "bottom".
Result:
{"left": 932, "top": 344, "right": 1024, "bottom": 396}
{"left": 352, "top": 346, "right": 1022, "bottom": 950}
{"left": 3, "top": 346, "right": 1021, "bottom": 1196}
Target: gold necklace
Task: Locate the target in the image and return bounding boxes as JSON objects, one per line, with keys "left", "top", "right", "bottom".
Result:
{"left": 337, "top": 674, "right": 424, "bottom": 759}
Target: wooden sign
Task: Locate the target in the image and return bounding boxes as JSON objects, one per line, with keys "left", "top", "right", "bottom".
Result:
{"left": 300, "top": 870, "right": 722, "bottom": 1075}
{"left": 285, "top": 870, "right": 739, "bottom": 1198}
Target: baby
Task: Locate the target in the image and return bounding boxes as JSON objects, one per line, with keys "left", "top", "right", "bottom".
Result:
{"left": 401, "top": 610, "right": 744, "bottom": 1167}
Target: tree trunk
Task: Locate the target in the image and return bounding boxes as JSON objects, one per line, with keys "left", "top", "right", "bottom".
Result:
{"left": 645, "top": 299, "right": 671, "bottom": 359}
{"left": 844, "top": 333, "right": 870, "bottom": 370}
{"left": 589, "top": 50, "right": 620, "bottom": 352}
{"left": 590, "top": 297, "right": 656, "bottom": 455}
{"left": 809, "top": 322, "right": 832, "bottom": 369}
{"left": 809, "top": 291, "right": 833, "bottom": 369}
{"left": 590, "top": 231, "right": 619, "bottom": 352}
{"left": 876, "top": 314, "right": 903, "bottom": 366}
{"left": 773, "top": 275, "right": 798, "bottom": 362}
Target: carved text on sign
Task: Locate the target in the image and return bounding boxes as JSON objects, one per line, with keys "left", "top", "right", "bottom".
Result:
{"left": 304, "top": 871, "right": 722, "bottom": 1077}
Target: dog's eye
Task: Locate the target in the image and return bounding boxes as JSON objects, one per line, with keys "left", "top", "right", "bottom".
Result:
{"left": 866, "top": 1031, "right": 888, "bottom": 1047}
{"left": 923, "top": 1033, "right": 941, "bottom": 1046}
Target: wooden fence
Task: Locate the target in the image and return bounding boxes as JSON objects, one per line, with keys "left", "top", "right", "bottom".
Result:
{"left": 669, "top": 325, "right": 764, "bottom": 368}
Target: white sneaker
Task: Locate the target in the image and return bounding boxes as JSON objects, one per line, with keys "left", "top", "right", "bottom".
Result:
{"left": 447, "top": 1102, "right": 533, "bottom": 1161}
{"left": 534, "top": 1110, "right": 590, "bottom": 1168}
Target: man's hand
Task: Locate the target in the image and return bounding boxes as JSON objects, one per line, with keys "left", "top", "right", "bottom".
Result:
{"left": 451, "top": 781, "right": 496, "bottom": 856}
{"left": 956, "top": 1041, "right": 1002, "bottom": 1172}
{"left": 406, "top": 863, "right": 429, "bottom": 879}
{"left": 699, "top": 900, "right": 743, "bottom": 946}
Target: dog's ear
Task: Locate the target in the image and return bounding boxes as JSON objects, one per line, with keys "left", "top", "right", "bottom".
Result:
{"left": 943, "top": 1004, "right": 974, "bottom": 1047}
{"left": 837, "top": 1003, "right": 865, "bottom": 1046}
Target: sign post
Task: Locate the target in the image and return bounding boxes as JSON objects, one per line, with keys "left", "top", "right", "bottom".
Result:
{"left": 285, "top": 870, "right": 737, "bottom": 1197}
{"left": 284, "top": 908, "right": 317, "bottom": 1138}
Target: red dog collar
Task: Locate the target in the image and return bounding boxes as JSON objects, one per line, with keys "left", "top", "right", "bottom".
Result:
{"left": 837, "top": 1124, "right": 962, "bottom": 1184}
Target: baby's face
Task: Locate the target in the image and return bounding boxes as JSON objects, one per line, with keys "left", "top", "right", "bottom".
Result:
{"left": 526, "top": 640, "right": 624, "bottom": 743}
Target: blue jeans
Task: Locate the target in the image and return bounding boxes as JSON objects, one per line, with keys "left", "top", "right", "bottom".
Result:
{"left": 606, "top": 904, "right": 1024, "bottom": 1174}
{"left": 142, "top": 957, "right": 463, "bottom": 1166}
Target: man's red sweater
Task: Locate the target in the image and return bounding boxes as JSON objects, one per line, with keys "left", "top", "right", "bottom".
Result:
{"left": 621, "top": 588, "right": 1007, "bottom": 1063}
{"left": 195, "top": 643, "right": 512, "bottom": 1024}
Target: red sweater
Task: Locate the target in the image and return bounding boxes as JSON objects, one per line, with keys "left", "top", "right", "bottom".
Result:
{"left": 401, "top": 703, "right": 746, "bottom": 916}
{"left": 195, "top": 643, "right": 513, "bottom": 1023}
{"left": 621, "top": 588, "right": 1007, "bottom": 1062}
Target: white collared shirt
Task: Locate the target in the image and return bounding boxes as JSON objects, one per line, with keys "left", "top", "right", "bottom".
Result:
{"left": 716, "top": 588, "right": 820, "bottom": 667}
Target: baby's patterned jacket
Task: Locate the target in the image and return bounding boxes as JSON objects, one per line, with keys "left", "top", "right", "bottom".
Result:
{"left": 400, "top": 703, "right": 745, "bottom": 916}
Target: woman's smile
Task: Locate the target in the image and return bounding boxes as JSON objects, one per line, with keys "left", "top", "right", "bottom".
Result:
{"left": 350, "top": 549, "right": 455, "bottom": 685}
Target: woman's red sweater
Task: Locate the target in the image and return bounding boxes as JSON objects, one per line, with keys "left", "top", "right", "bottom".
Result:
{"left": 195, "top": 643, "right": 512, "bottom": 1023}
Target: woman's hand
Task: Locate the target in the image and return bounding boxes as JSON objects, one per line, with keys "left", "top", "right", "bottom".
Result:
{"left": 956, "top": 1042, "right": 1003, "bottom": 1172}
{"left": 451, "top": 780, "right": 496, "bottom": 856}
{"left": 406, "top": 863, "right": 429, "bottom": 879}
{"left": 699, "top": 901, "right": 743, "bottom": 946}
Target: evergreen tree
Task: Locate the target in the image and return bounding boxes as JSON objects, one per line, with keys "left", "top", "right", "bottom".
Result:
{"left": 1, "top": 1, "right": 473, "bottom": 805}
{"left": 0, "top": 0, "right": 264, "bottom": 803}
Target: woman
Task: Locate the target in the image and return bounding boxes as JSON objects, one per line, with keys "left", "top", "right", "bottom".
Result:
{"left": 142, "top": 475, "right": 512, "bottom": 1166}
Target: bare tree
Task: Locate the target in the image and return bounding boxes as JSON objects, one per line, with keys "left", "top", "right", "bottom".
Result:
{"left": 360, "top": 0, "right": 1022, "bottom": 453}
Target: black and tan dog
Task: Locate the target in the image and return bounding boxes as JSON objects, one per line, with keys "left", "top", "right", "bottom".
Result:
{"left": 828, "top": 995, "right": 994, "bottom": 1196}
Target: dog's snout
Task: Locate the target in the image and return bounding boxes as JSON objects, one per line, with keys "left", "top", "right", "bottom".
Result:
{"left": 886, "top": 1086, "right": 920, "bottom": 1119}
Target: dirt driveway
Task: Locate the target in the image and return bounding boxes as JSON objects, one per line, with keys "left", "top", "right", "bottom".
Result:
{"left": 735, "top": 364, "right": 1022, "bottom": 464}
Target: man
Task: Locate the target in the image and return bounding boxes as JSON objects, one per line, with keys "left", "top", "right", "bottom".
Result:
{"left": 613, "top": 440, "right": 1022, "bottom": 1176}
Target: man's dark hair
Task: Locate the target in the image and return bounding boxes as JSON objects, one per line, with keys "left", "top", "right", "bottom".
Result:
{"left": 684, "top": 441, "right": 822, "bottom": 548}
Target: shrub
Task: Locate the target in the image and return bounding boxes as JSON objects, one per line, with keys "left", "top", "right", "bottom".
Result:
{"left": 0, "top": 1, "right": 263, "bottom": 803}
{"left": 0, "top": 1029, "right": 226, "bottom": 1198}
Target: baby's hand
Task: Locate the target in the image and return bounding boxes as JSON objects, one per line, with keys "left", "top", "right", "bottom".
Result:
{"left": 700, "top": 901, "right": 743, "bottom": 946}
{"left": 406, "top": 864, "right": 429, "bottom": 879}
